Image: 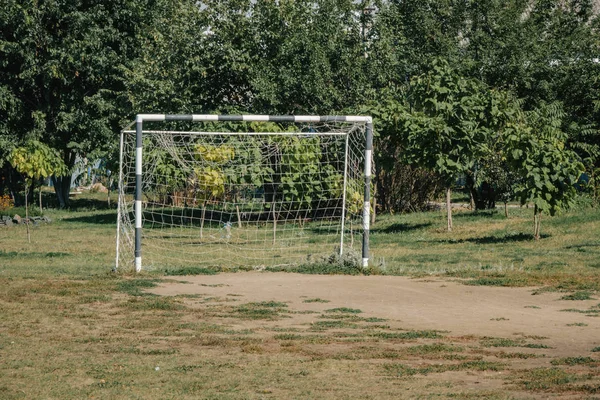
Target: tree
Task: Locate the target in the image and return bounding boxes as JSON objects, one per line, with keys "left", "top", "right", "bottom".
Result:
{"left": 396, "top": 60, "right": 490, "bottom": 231}
{"left": 248, "top": 0, "right": 368, "bottom": 115}
{"left": 505, "top": 102, "right": 584, "bottom": 239}
{"left": 8, "top": 140, "right": 67, "bottom": 242}
{"left": 0, "top": 0, "right": 202, "bottom": 207}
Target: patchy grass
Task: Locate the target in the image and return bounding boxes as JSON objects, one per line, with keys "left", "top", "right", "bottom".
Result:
{"left": 383, "top": 360, "right": 505, "bottom": 377}
{"left": 1, "top": 195, "right": 600, "bottom": 398}
{"left": 369, "top": 330, "right": 444, "bottom": 340}
{"left": 551, "top": 357, "right": 597, "bottom": 366}
{"left": 232, "top": 301, "right": 289, "bottom": 320}
{"left": 560, "top": 291, "right": 596, "bottom": 301}
{"left": 513, "top": 368, "right": 582, "bottom": 391}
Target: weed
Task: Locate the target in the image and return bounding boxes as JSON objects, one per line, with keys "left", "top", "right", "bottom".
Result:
{"left": 163, "top": 267, "right": 218, "bottom": 276}
{"left": 274, "top": 334, "right": 303, "bottom": 341}
{"left": 324, "top": 307, "right": 362, "bottom": 314}
{"left": 560, "top": 308, "right": 600, "bottom": 315}
{"left": 406, "top": 343, "right": 463, "bottom": 355}
{"left": 302, "top": 298, "right": 330, "bottom": 303}
{"left": 488, "top": 351, "right": 539, "bottom": 359}
{"left": 384, "top": 361, "right": 504, "bottom": 377}
{"left": 481, "top": 337, "right": 523, "bottom": 348}
{"left": 310, "top": 320, "right": 360, "bottom": 330}
{"left": 514, "top": 368, "right": 581, "bottom": 391}
{"left": 369, "top": 330, "right": 444, "bottom": 340}
{"left": 123, "top": 297, "right": 184, "bottom": 311}
{"left": 117, "top": 279, "right": 159, "bottom": 296}
{"left": 523, "top": 343, "right": 551, "bottom": 349}
{"left": 551, "top": 357, "right": 596, "bottom": 366}
{"left": 233, "top": 301, "right": 288, "bottom": 320}
{"left": 560, "top": 291, "right": 596, "bottom": 301}
{"left": 364, "top": 317, "right": 387, "bottom": 322}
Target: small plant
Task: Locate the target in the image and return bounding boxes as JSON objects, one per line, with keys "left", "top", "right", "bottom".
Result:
{"left": 560, "top": 291, "right": 595, "bottom": 301}
{"left": 515, "top": 368, "right": 581, "bottom": 391}
{"left": 324, "top": 307, "right": 362, "bottom": 314}
{"left": 0, "top": 194, "right": 14, "bottom": 210}
{"left": 551, "top": 357, "right": 596, "bottom": 366}
{"left": 303, "top": 298, "right": 330, "bottom": 303}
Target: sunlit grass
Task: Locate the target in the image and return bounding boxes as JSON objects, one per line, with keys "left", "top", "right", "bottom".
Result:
{"left": 1, "top": 194, "right": 600, "bottom": 398}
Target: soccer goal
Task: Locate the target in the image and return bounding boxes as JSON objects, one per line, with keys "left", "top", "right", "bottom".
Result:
{"left": 116, "top": 114, "right": 373, "bottom": 272}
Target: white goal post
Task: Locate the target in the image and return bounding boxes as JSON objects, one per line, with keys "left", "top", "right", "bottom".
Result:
{"left": 116, "top": 114, "right": 373, "bottom": 272}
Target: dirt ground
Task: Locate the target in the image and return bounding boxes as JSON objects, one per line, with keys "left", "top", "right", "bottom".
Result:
{"left": 150, "top": 272, "right": 600, "bottom": 359}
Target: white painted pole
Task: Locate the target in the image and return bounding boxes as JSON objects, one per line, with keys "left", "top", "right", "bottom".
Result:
{"left": 339, "top": 132, "right": 351, "bottom": 256}
{"left": 115, "top": 130, "right": 125, "bottom": 271}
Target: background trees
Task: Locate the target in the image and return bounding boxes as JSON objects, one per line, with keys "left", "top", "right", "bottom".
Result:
{"left": 0, "top": 0, "right": 596, "bottom": 228}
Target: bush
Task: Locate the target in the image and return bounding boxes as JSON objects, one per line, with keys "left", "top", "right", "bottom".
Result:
{"left": 0, "top": 194, "right": 14, "bottom": 211}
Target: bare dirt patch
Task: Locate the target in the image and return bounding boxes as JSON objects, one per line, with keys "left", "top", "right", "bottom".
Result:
{"left": 151, "top": 272, "right": 599, "bottom": 356}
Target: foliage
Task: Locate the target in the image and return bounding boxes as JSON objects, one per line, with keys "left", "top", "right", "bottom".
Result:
{"left": 394, "top": 60, "right": 494, "bottom": 185}
{"left": 390, "top": 60, "right": 493, "bottom": 229}
{"left": 247, "top": 0, "right": 368, "bottom": 114}
{"left": 193, "top": 144, "right": 235, "bottom": 200}
{"left": 0, "top": 194, "right": 14, "bottom": 210}
{"left": 2, "top": 0, "right": 600, "bottom": 216}
{"left": 8, "top": 140, "right": 68, "bottom": 181}
{"left": 506, "top": 103, "right": 584, "bottom": 215}
{"left": 505, "top": 103, "right": 584, "bottom": 238}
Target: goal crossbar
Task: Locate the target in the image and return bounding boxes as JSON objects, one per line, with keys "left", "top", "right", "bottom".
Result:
{"left": 116, "top": 114, "right": 374, "bottom": 272}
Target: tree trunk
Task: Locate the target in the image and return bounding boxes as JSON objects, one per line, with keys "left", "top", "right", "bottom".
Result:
{"left": 272, "top": 202, "right": 277, "bottom": 245}
{"left": 107, "top": 175, "right": 114, "bottom": 207}
{"left": 52, "top": 175, "right": 72, "bottom": 208}
{"left": 504, "top": 202, "right": 508, "bottom": 218}
{"left": 39, "top": 179, "right": 43, "bottom": 212}
{"left": 25, "top": 183, "right": 30, "bottom": 244}
{"left": 200, "top": 201, "right": 206, "bottom": 239}
{"left": 533, "top": 205, "right": 541, "bottom": 240}
{"left": 446, "top": 187, "right": 452, "bottom": 232}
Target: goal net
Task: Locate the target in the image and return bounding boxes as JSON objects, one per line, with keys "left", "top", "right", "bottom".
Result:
{"left": 116, "top": 114, "right": 373, "bottom": 272}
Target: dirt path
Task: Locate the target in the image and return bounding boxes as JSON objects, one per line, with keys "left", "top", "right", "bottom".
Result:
{"left": 150, "top": 272, "right": 599, "bottom": 357}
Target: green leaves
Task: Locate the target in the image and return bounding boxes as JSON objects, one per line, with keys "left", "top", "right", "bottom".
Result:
{"left": 505, "top": 103, "right": 584, "bottom": 218}
{"left": 395, "top": 60, "right": 491, "bottom": 183}
{"left": 8, "top": 140, "right": 68, "bottom": 181}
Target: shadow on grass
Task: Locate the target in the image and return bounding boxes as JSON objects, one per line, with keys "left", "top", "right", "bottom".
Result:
{"left": 438, "top": 232, "right": 550, "bottom": 244}
{"left": 371, "top": 222, "right": 432, "bottom": 234}
{"left": 452, "top": 210, "right": 502, "bottom": 219}
{"left": 66, "top": 197, "right": 115, "bottom": 211}
{"left": 565, "top": 242, "right": 600, "bottom": 250}
{"left": 63, "top": 211, "right": 118, "bottom": 224}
